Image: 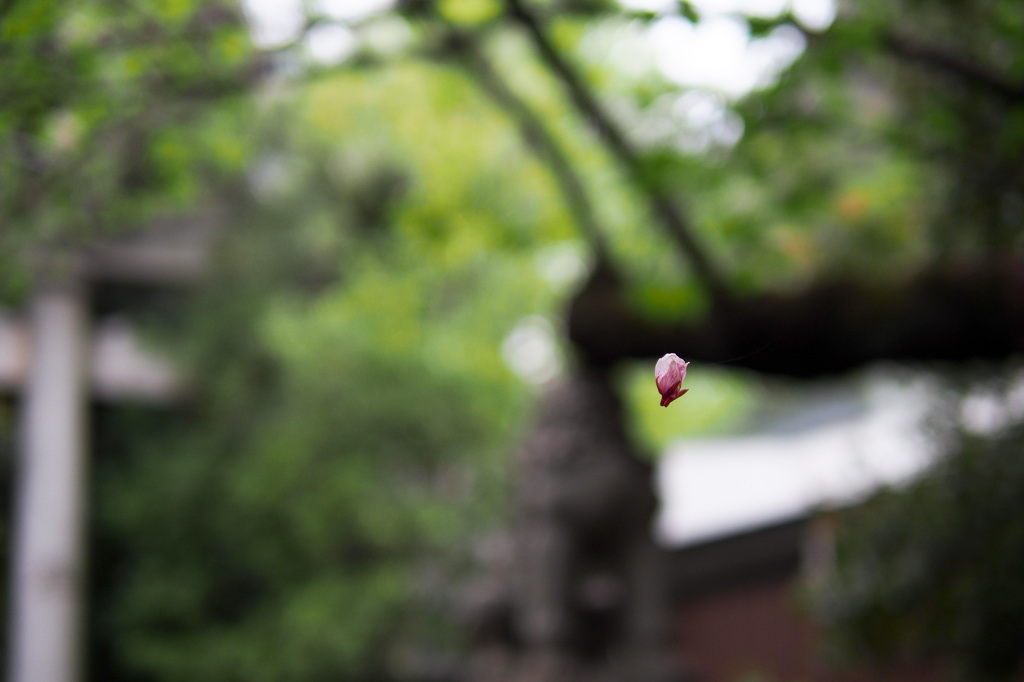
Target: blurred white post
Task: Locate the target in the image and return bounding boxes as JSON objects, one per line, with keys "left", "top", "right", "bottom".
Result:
{"left": 8, "top": 276, "right": 89, "bottom": 682}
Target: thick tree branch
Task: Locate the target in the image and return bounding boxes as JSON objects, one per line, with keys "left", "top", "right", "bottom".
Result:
{"left": 443, "top": 31, "right": 611, "bottom": 262}
{"left": 502, "top": 0, "right": 733, "bottom": 305}
{"left": 569, "top": 257, "right": 1024, "bottom": 375}
{"left": 883, "top": 32, "right": 1024, "bottom": 104}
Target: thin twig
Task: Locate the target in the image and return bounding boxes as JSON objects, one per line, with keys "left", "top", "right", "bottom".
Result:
{"left": 503, "top": 0, "right": 732, "bottom": 305}
{"left": 883, "top": 32, "right": 1024, "bottom": 104}
{"left": 443, "top": 31, "right": 611, "bottom": 262}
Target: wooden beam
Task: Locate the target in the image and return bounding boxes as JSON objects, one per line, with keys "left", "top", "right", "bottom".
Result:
{"left": 4, "top": 221, "right": 208, "bottom": 682}
{"left": 80, "top": 212, "right": 218, "bottom": 285}
{"left": 0, "top": 314, "right": 183, "bottom": 403}
{"left": 7, "top": 279, "right": 89, "bottom": 682}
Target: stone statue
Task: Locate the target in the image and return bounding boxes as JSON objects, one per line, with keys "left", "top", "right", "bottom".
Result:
{"left": 462, "top": 370, "right": 688, "bottom": 682}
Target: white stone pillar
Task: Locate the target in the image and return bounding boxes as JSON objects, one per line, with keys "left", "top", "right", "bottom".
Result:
{"left": 8, "top": 277, "right": 89, "bottom": 682}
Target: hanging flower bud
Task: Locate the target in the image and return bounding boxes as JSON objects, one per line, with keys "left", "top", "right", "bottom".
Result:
{"left": 655, "top": 353, "right": 689, "bottom": 407}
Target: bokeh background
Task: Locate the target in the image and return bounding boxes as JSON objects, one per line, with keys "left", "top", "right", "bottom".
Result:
{"left": 2, "top": 0, "right": 1024, "bottom": 679}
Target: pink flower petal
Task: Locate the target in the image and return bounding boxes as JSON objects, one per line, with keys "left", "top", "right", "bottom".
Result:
{"left": 655, "top": 353, "right": 689, "bottom": 407}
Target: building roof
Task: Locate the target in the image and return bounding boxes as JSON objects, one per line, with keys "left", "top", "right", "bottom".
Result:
{"left": 656, "top": 373, "right": 936, "bottom": 547}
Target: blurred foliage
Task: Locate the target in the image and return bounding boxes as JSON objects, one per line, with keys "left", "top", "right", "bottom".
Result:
{"left": 82, "top": 73, "right": 565, "bottom": 676}
{"left": 817, "top": 378, "right": 1024, "bottom": 680}
{"left": 0, "top": 0, "right": 257, "bottom": 297}
{"left": 87, "top": 163, "right": 544, "bottom": 680}
{"left": 619, "top": 363, "right": 757, "bottom": 454}
{"left": 3, "top": 0, "right": 1024, "bottom": 678}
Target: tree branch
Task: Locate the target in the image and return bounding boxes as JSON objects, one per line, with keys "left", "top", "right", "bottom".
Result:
{"left": 883, "top": 32, "right": 1024, "bottom": 104}
{"left": 442, "top": 30, "right": 611, "bottom": 263}
{"left": 569, "top": 256, "right": 1024, "bottom": 375}
{"left": 502, "top": 0, "right": 733, "bottom": 305}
